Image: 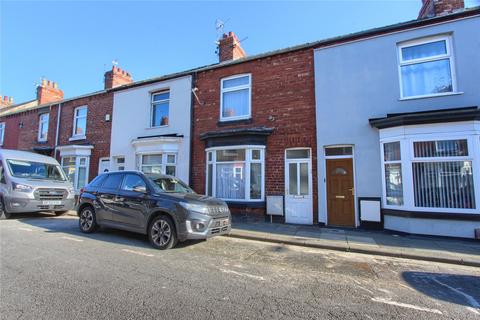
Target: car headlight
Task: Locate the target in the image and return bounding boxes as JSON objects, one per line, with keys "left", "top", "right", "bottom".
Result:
{"left": 12, "top": 182, "right": 33, "bottom": 193}
{"left": 179, "top": 202, "right": 209, "bottom": 215}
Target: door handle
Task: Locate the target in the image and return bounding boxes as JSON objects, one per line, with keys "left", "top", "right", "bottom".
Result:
{"left": 335, "top": 195, "right": 345, "bottom": 199}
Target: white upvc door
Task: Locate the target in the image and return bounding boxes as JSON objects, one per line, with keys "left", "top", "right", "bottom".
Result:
{"left": 98, "top": 158, "right": 110, "bottom": 174}
{"left": 285, "top": 149, "right": 313, "bottom": 224}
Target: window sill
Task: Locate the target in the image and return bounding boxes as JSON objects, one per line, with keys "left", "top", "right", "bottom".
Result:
{"left": 217, "top": 118, "right": 253, "bottom": 126}
{"left": 146, "top": 125, "right": 169, "bottom": 130}
{"left": 399, "top": 92, "right": 463, "bottom": 101}
{"left": 69, "top": 135, "right": 86, "bottom": 142}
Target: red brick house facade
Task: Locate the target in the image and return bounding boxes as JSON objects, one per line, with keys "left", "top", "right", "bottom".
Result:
{"left": 191, "top": 34, "right": 318, "bottom": 223}
{"left": 0, "top": 66, "right": 131, "bottom": 191}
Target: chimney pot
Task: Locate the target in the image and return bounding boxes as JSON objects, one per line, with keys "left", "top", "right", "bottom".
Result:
{"left": 218, "top": 31, "right": 247, "bottom": 63}
{"left": 104, "top": 65, "right": 133, "bottom": 89}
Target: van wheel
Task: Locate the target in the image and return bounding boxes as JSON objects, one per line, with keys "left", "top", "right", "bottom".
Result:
{"left": 54, "top": 210, "right": 69, "bottom": 216}
{"left": 0, "top": 198, "right": 11, "bottom": 220}
{"left": 79, "top": 206, "right": 98, "bottom": 233}
{"left": 148, "top": 215, "right": 177, "bottom": 250}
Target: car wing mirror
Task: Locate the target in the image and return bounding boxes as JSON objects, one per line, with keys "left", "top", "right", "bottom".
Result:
{"left": 132, "top": 185, "right": 147, "bottom": 193}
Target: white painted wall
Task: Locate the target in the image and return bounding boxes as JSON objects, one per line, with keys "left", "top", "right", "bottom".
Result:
{"left": 110, "top": 75, "right": 192, "bottom": 183}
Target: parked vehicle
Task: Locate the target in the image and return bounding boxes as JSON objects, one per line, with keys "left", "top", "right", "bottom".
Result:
{"left": 0, "top": 149, "right": 75, "bottom": 219}
{"left": 77, "top": 171, "right": 231, "bottom": 249}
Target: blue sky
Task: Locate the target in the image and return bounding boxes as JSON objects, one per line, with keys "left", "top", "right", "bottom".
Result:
{"left": 1, "top": 0, "right": 479, "bottom": 103}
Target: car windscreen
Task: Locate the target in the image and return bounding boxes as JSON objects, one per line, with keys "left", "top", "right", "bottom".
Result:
{"left": 148, "top": 176, "right": 194, "bottom": 194}
{"left": 6, "top": 159, "right": 66, "bottom": 181}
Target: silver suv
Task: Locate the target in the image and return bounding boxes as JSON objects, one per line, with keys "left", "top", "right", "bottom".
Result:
{"left": 0, "top": 149, "right": 75, "bottom": 219}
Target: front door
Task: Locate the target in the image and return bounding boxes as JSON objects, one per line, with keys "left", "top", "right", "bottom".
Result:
{"left": 285, "top": 149, "right": 313, "bottom": 224}
{"left": 98, "top": 158, "right": 110, "bottom": 174}
{"left": 326, "top": 158, "right": 355, "bottom": 227}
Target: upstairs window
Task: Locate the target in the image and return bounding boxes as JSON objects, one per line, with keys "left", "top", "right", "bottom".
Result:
{"left": 151, "top": 91, "right": 170, "bottom": 127}
{"left": 220, "top": 74, "right": 251, "bottom": 121}
{"left": 73, "top": 106, "right": 87, "bottom": 138}
{"left": 0, "top": 122, "right": 4, "bottom": 145}
{"left": 38, "top": 113, "right": 49, "bottom": 142}
{"left": 398, "top": 35, "right": 456, "bottom": 98}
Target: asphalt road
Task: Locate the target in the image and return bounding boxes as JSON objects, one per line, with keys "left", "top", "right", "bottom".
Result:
{"left": 1, "top": 213, "right": 479, "bottom": 320}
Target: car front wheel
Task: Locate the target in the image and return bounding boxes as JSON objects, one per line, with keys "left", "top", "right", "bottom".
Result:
{"left": 148, "top": 215, "right": 177, "bottom": 250}
{"left": 79, "top": 206, "right": 98, "bottom": 233}
{"left": 0, "top": 198, "right": 11, "bottom": 220}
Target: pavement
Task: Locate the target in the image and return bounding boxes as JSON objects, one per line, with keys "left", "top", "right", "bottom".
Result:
{"left": 1, "top": 213, "right": 480, "bottom": 319}
{"left": 228, "top": 216, "right": 480, "bottom": 267}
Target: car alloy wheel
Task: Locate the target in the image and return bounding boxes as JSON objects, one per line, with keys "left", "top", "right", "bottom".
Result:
{"left": 151, "top": 219, "right": 171, "bottom": 247}
{"left": 79, "top": 207, "right": 97, "bottom": 233}
{"left": 149, "top": 216, "right": 177, "bottom": 250}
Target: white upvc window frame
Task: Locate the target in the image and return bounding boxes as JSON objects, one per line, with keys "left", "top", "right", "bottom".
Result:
{"left": 206, "top": 145, "right": 265, "bottom": 202}
{"left": 71, "top": 105, "right": 88, "bottom": 140}
{"left": 61, "top": 155, "right": 90, "bottom": 191}
{"left": 397, "top": 34, "right": 458, "bottom": 100}
{"left": 381, "top": 141, "right": 404, "bottom": 206}
{"left": 220, "top": 74, "right": 252, "bottom": 122}
{"left": 137, "top": 152, "right": 177, "bottom": 176}
{"left": 150, "top": 90, "right": 170, "bottom": 128}
{"left": 38, "top": 113, "right": 49, "bottom": 142}
{"left": 0, "top": 122, "right": 5, "bottom": 146}
{"left": 380, "top": 134, "right": 480, "bottom": 214}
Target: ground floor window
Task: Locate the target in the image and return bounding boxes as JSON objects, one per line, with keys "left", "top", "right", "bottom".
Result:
{"left": 138, "top": 153, "right": 176, "bottom": 176}
{"left": 206, "top": 146, "right": 264, "bottom": 201}
{"left": 381, "top": 137, "right": 478, "bottom": 212}
{"left": 61, "top": 156, "right": 89, "bottom": 190}
{"left": 113, "top": 157, "right": 125, "bottom": 171}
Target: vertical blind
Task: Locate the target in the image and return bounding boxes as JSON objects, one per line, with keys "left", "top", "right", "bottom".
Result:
{"left": 412, "top": 139, "right": 475, "bottom": 209}
{"left": 413, "top": 161, "right": 475, "bottom": 209}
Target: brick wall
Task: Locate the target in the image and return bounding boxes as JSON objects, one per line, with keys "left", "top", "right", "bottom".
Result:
{"left": 2, "top": 114, "right": 21, "bottom": 149}
{"left": 57, "top": 92, "right": 113, "bottom": 181}
{"left": 191, "top": 49, "right": 318, "bottom": 222}
{"left": 0, "top": 91, "right": 113, "bottom": 183}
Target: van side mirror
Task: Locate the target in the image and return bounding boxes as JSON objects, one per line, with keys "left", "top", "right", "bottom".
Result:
{"left": 132, "top": 185, "right": 147, "bottom": 193}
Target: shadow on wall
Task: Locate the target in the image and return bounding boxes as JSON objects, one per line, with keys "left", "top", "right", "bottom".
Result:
{"left": 402, "top": 271, "right": 480, "bottom": 308}
{"left": 7, "top": 212, "right": 203, "bottom": 250}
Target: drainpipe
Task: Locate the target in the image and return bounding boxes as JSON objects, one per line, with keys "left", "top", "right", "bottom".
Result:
{"left": 54, "top": 102, "right": 62, "bottom": 160}
{"left": 188, "top": 72, "right": 197, "bottom": 189}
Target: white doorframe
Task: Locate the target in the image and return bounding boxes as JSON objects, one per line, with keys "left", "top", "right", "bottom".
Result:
{"left": 323, "top": 145, "right": 358, "bottom": 227}
{"left": 285, "top": 148, "right": 313, "bottom": 224}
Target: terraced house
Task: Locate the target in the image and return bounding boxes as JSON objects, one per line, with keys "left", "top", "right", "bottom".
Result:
{"left": 0, "top": 66, "right": 134, "bottom": 191}
{"left": 1, "top": 0, "right": 479, "bottom": 238}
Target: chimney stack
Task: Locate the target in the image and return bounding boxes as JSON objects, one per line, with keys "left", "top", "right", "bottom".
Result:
{"left": 0, "top": 96, "right": 14, "bottom": 108}
{"left": 36, "top": 79, "right": 64, "bottom": 105}
{"left": 104, "top": 66, "right": 133, "bottom": 89}
{"left": 418, "top": 0, "right": 465, "bottom": 19}
{"left": 218, "top": 31, "right": 246, "bottom": 63}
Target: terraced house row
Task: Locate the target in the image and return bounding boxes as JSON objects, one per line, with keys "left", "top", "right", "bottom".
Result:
{"left": 1, "top": 0, "right": 479, "bottom": 238}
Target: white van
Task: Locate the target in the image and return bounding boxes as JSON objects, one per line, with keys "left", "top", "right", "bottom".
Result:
{"left": 0, "top": 149, "right": 75, "bottom": 219}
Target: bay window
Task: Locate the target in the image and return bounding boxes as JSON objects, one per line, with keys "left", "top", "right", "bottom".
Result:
{"left": 398, "top": 35, "right": 456, "bottom": 98}
{"left": 206, "top": 147, "right": 264, "bottom": 201}
{"left": 381, "top": 136, "right": 478, "bottom": 212}
{"left": 139, "top": 153, "right": 176, "bottom": 176}
{"left": 383, "top": 142, "right": 403, "bottom": 206}
{"left": 61, "top": 156, "right": 89, "bottom": 190}
{"left": 412, "top": 139, "right": 474, "bottom": 209}
{"left": 220, "top": 74, "right": 251, "bottom": 121}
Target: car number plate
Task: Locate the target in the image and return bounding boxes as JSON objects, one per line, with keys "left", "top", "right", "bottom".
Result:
{"left": 42, "top": 200, "right": 62, "bottom": 205}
